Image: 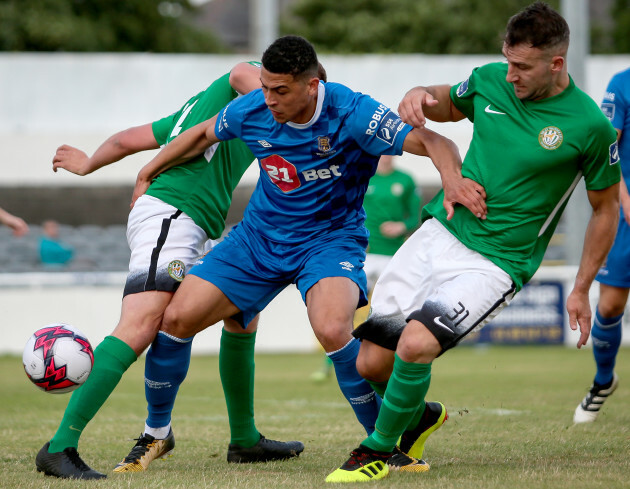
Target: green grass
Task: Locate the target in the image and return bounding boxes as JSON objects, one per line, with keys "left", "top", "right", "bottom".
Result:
{"left": 1, "top": 346, "right": 629, "bottom": 488}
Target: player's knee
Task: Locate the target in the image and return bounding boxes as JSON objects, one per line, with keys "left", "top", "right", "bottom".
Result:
{"left": 356, "top": 341, "right": 393, "bottom": 382}
{"left": 316, "top": 323, "right": 353, "bottom": 352}
{"left": 397, "top": 324, "right": 441, "bottom": 363}
{"left": 398, "top": 306, "right": 445, "bottom": 362}
{"left": 597, "top": 302, "right": 626, "bottom": 318}
{"left": 162, "top": 304, "right": 186, "bottom": 338}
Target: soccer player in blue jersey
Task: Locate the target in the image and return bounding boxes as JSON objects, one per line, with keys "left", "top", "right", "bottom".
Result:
{"left": 573, "top": 66, "right": 630, "bottom": 423}
{"left": 130, "top": 35, "right": 486, "bottom": 452}
{"left": 34, "top": 62, "right": 303, "bottom": 480}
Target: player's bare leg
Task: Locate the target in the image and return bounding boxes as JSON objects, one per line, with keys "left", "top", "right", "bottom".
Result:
{"left": 307, "top": 277, "right": 382, "bottom": 435}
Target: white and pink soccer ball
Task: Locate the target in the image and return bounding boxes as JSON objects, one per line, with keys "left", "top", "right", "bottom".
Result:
{"left": 22, "top": 323, "right": 94, "bottom": 394}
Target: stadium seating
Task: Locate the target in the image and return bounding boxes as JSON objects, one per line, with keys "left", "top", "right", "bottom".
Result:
{"left": 0, "top": 224, "right": 130, "bottom": 273}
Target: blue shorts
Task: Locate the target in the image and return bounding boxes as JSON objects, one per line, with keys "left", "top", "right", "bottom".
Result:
{"left": 189, "top": 220, "right": 369, "bottom": 327}
{"left": 596, "top": 214, "right": 630, "bottom": 288}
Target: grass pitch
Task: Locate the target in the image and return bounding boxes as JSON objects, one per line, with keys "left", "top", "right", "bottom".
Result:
{"left": 2, "top": 345, "right": 629, "bottom": 488}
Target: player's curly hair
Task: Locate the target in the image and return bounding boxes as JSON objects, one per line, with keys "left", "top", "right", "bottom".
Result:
{"left": 262, "top": 35, "right": 319, "bottom": 80}
{"left": 504, "top": 1, "right": 569, "bottom": 52}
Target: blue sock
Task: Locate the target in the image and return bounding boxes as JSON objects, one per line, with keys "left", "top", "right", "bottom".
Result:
{"left": 328, "top": 337, "right": 382, "bottom": 435}
{"left": 145, "top": 331, "right": 194, "bottom": 428}
{"left": 592, "top": 309, "right": 623, "bottom": 386}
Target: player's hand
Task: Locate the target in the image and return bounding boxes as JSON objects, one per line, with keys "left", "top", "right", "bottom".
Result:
{"left": 566, "top": 288, "right": 592, "bottom": 349}
{"left": 379, "top": 221, "right": 407, "bottom": 238}
{"left": 6, "top": 215, "right": 29, "bottom": 237}
{"left": 131, "top": 170, "right": 152, "bottom": 209}
{"left": 398, "top": 87, "right": 439, "bottom": 128}
{"left": 442, "top": 177, "right": 487, "bottom": 220}
{"left": 52, "top": 145, "right": 91, "bottom": 176}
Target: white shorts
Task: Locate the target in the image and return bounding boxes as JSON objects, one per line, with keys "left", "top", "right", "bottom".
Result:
{"left": 123, "top": 195, "right": 212, "bottom": 296}
{"left": 363, "top": 253, "right": 393, "bottom": 291}
{"left": 354, "top": 218, "right": 516, "bottom": 352}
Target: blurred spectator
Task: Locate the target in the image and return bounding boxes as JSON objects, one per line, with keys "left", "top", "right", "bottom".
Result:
{"left": 0, "top": 206, "right": 29, "bottom": 237}
{"left": 362, "top": 154, "right": 421, "bottom": 291}
{"left": 39, "top": 220, "right": 74, "bottom": 266}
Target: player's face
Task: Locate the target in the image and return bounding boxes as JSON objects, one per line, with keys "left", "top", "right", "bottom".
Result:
{"left": 502, "top": 42, "right": 558, "bottom": 101}
{"left": 260, "top": 68, "right": 319, "bottom": 124}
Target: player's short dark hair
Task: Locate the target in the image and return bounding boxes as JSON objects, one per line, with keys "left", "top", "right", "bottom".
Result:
{"left": 262, "top": 35, "right": 319, "bottom": 80}
{"left": 504, "top": 2, "right": 569, "bottom": 52}
{"left": 317, "top": 62, "right": 327, "bottom": 83}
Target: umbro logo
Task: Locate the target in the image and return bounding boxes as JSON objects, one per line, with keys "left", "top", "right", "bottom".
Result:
{"left": 258, "top": 140, "right": 272, "bottom": 148}
{"left": 339, "top": 261, "right": 354, "bottom": 271}
{"left": 484, "top": 104, "right": 506, "bottom": 115}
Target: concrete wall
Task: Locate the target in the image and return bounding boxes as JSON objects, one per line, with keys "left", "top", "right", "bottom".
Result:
{"left": 0, "top": 273, "right": 316, "bottom": 355}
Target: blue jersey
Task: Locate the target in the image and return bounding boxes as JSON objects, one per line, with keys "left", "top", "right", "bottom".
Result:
{"left": 215, "top": 82, "right": 413, "bottom": 243}
{"left": 596, "top": 68, "right": 630, "bottom": 287}
{"left": 601, "top": 68, "right": 630, "bottom": 185}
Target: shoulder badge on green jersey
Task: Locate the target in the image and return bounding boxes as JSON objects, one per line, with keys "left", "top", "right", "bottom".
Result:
{"left": 538, "top": 126, "right": 563, "bottom": 150}
{"left": 610, "top": 141, "right": 620, "bottom": 165}
{"left": 456, "top": 77, "right": 470, "bottom": 97}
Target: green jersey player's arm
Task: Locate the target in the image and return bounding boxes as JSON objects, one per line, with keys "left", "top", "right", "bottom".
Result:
{"left": 230, "top": 62, "right": 263, "bottom": 95}
{"left": 402, "top": 127, "right": 487, "bottom": 220}
{"left": 132, "top": 116, "right": 221, "bottom": 206}
{"left": 52, "top": 124, "right": 159, "bottom": 177}
{"left": 566, "top": 182, "right": 620, "bottom": 349}
{"left": 398, "top": 85, "right": 466, "bottom": 128}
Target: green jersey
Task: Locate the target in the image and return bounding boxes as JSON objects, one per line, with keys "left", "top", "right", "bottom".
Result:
{"left": 363, "top": 170, "right": 421, "bottom": 256}
{"left": 147, "top": 72, "right": 255, "bottom": 238}
{"left": 422, "top": 62, "right": 620, "bottom": 290}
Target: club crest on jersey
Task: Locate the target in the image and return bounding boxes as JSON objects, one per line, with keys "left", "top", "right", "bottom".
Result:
{"left": 538, "top": 126, "right": 563, "bottom": 150}
{"left": 167, "top": 260, "right": 185, "bottom": 282}
{"left": 610, "top": 141, "right": 620, "bottom": 165}
{"left": 316, "top": 136, "right": 336, "bottom": 156}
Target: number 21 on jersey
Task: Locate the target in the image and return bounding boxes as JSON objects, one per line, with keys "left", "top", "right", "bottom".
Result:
{"left": 261, "top": 155, "right": 301, "bottom": 193}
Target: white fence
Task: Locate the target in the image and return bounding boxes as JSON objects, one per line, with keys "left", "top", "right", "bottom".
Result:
{"left": 2, "top": 53, "right": 629, "bottom": 188}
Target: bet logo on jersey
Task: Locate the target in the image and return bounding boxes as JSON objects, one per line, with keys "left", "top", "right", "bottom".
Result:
{"left": 261, "top": 154, "right": 344, "bottom": 193}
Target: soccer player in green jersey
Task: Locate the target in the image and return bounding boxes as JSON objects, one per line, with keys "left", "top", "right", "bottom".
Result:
{"left": 327, "top": 2, "right": 621, "bottom": 482}
{"left": 35, "top": 62, "right": 303, "bottom": 480}
{"left": 362, "top": 155, "right": 421, "bottom": 286}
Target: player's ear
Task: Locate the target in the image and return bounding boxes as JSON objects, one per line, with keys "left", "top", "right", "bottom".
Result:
{"left": 550, "top": 55, "right": 564, "bottom": 74}
{"left": 307, "top": 77, "right": 320, "bottom": 95}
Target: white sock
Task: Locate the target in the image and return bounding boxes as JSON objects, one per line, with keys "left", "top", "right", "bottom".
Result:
{"left": 144, "top": 422, "right": 171, "bottom": 439}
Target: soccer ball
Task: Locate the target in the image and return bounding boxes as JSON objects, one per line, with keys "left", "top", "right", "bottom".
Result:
{"left": 22, "top": 323, "right": 94, "bottom": 394}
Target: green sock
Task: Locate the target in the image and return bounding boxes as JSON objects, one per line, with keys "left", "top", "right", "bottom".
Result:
{"left": 367, "top": 379, "right": 388, "bottom": 398}
{"left": 362, "top": 354, "right": 431, "bottom": 453}
{"left": 48, "top": 336, "right": 137, "bottom": 452}
{"left": 220, "top": 329, "right": 259, "bottom": 447}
